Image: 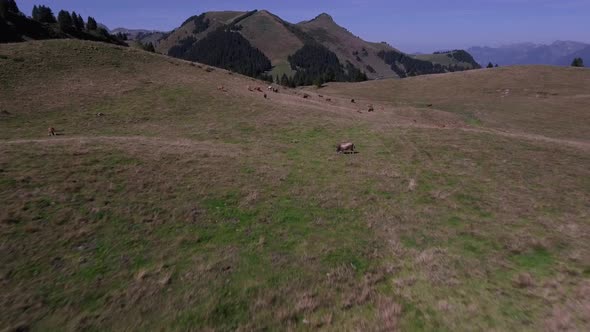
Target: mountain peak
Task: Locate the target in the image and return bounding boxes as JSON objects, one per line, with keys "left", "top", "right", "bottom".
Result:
{"left": 314, "top": 13, "right": 334, "bottom": 21}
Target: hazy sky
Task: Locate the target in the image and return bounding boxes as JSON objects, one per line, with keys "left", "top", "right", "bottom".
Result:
{"left": 17, "top": 0, "right": 590, "bottom": 53}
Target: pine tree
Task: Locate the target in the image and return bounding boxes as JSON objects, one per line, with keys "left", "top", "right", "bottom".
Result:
{"left": 57, "top": 10, "right": 73, "bottom": 31}
{"left": 32, "top": 5, "right": 39, "bottom": 20}
{"left": 0, "top": 0, "right": 8, "bottom": 18}
{"left": 571, "top": 57, "right": 584, "bottom": 67}
{"left": 71, "top": 11, "right": 80, "bottom": 30}
{"left": 0, "top": 0, "right": 18, "bottom": 18}
{"left": 36, "top": 5, "right": 56, "bottom": 23}
{"left": 77, "top": 13, "right": 84, "bottom": 30}
{"left": 495, "top": 64, "right": 499, "bottom": 67}
{"left": 280, "top": 73, "right": 289, "bottom": 87}
{"left": 0, "top": 0, "right": 19, "bottom": 16}
{"left": 487, "top": 62, "right": 494, "bottom": 68}
{"left": 86, "top": 16, "right": 97, "bottom": 30}
{"left": 143, "top": 42, "right": 155, "bottom": 52}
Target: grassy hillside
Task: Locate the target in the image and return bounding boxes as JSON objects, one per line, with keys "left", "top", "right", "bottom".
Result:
{"left": 297, "top": 13, "right": 399, "bottom": 79}
{"left": 320, "top": 66, "right": 590, "bottom": 141}
{"left": 155, "top": 11, "right": 245, "bottom": 53}
{"left": 239, "top": 10, "right": 303, "bottom": 76}
{"left": 414, "top": 50, "right": 480, "bottom": 69}
{"left": 1, "top": 40, "right": 589, "bottom": 331}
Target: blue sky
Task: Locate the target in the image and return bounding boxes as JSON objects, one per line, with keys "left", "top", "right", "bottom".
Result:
{"left": 17, "top": 0, "right": 590, "bottom": 53}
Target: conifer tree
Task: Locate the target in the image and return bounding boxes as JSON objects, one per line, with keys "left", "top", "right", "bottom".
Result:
{"left": 57, "top": 10, "right": 72, "bottom": 31}
{"left": 571, "top": 57, "right": 584, "bottom": 67}
{"left": 86, "top": 16, "right": 97, "bottom": 30}
{"left": 36, "top": 5, "right": 56, "bottom": 23}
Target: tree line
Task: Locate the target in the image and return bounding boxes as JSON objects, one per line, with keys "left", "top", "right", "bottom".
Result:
{"left": 286, "top": 43, "right": 367, "bottom": 87}
{"left": 1, "top": 0, "right": 125, "bottom": 45}
{"left": 168, "top": 28, "right": 272, "bottom": 79}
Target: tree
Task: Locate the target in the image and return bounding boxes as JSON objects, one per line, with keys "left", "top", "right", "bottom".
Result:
{"left": 143, "top": 42, "right": 155, "bottom": 52}
{"left": 86, "top": 16, "right": 97, "bottom": 30}
{"left": 0, "top": 0, "right": 19, "bottom": 18}
{"left": 487, "top": 62, "right": 494, "bottom": 68}
{"left": 57, "top": 10, "right": 72, "bottom": 31}
{"left": 571, "top": 57, "right": 584, "bottom": 67}
{"left": 35, "top": 5, "right": 56, "bottom": 23}
{"left": 32, "top": 5, "right": 38, "bottom": 19}
{"left": 71, "top": 11, "right": 84, "bottom": 30}
{"left": 280, "top": 73, "right": 290, "bottom": 87}
{"left": 495, "top": 64, "right": 499, "bottom": 67}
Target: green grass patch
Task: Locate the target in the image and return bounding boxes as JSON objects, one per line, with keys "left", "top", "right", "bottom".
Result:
{"left": 511, "top": 247, "right": 554, "bottom": 275}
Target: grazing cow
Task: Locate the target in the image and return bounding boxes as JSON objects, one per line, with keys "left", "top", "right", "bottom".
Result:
{"left": 351, "top": 99, "right": 355, "bottom": 103}
{"left": 272, "top": 88, "right": 279, "bottom": 93}
{"left": 268, "top": 86, "right": 273, "bottom": 90}
{"left": 48, "top": 127, "right": 56, "bottom": 136}
{"left": 326, "top": 98, "right": 332, "bottom": 102}
{"left": 248, "top": 85, "right": 253, "bottom": 92}
{"left": 264, "top": 93, "right": 267, "bottom": 99}
{"left": 368, "top": 105, "right": 374, "bottom": 112}
{"left": 255, "top": 87, "right": 263, "bottom": 92}
{"left": 303, "top": 93, "right": 310, "bottom": 99}
{"left": 336, "top": 142, "right": 355, "bottom": 154}
{"left": 217, "top": 85, "right": 225, "bottom": 91}
{"left": 427, "top": 104, "right": 433, "bottom": 107}
{"left": 96, "top": 112, "right": 105, "bottom": 117}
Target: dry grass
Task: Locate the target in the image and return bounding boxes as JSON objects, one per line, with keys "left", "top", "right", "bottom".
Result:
{"left": 1, "top": 40, "right": 589, "bottom": 331}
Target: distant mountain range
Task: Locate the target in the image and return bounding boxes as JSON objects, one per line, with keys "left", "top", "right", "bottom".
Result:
{"left": 468, "top": 41, "right": 590, "bottom": 66}
{"left": 110, "top": 28, "right": 167, "bottom": 45}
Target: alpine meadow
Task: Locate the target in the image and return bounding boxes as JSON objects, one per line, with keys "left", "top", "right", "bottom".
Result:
{"left": 1, "top": 0, "right": 589, "bottom": 331}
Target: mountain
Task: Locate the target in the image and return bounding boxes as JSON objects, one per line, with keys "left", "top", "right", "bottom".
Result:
{"left": 556, "top": 45, "right": 590, "bottom": 66}
{"left": 468, "top": 41, "right": 590, "bottom": 66}
{"left": 157, "top": 10, "right": 480, "bottom": 84}
{"left": 295, "top": 13, "right": 399, "bottom": 79}
{"left": 111, "top": 28, "right": 166, "bottom": 45}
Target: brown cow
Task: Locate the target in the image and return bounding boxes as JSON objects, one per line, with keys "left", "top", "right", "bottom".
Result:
{"left": 48, "top": 127, "right": 56, "bottom": 136}
{"left": 336, "top": 142, "right": 355, "bottom": 154}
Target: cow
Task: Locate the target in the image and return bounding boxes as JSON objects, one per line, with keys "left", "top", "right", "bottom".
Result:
{"left": 264, "top": 93, "right": 267, "bottom": 99}
{"left": 368, "top": 105, "right": 374, "bottom": 112}
{"left": 351, "top": 99, "right": 355, "bottom": 103}
{"left": 303, "top": 93, "right": 311, "bottom": 99}
{"left": 48, "top": 127, "right": 56, "bottom": 136}
{"left": 336, "top": 142, "right": 355, "bottom": 154}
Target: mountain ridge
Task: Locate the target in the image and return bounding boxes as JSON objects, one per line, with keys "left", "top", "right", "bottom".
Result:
{"left": 157, "top": 9, "right": 479, "bottom": 83}
{"left": 468, "top": 40, "right": 590, "bottom": 66}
